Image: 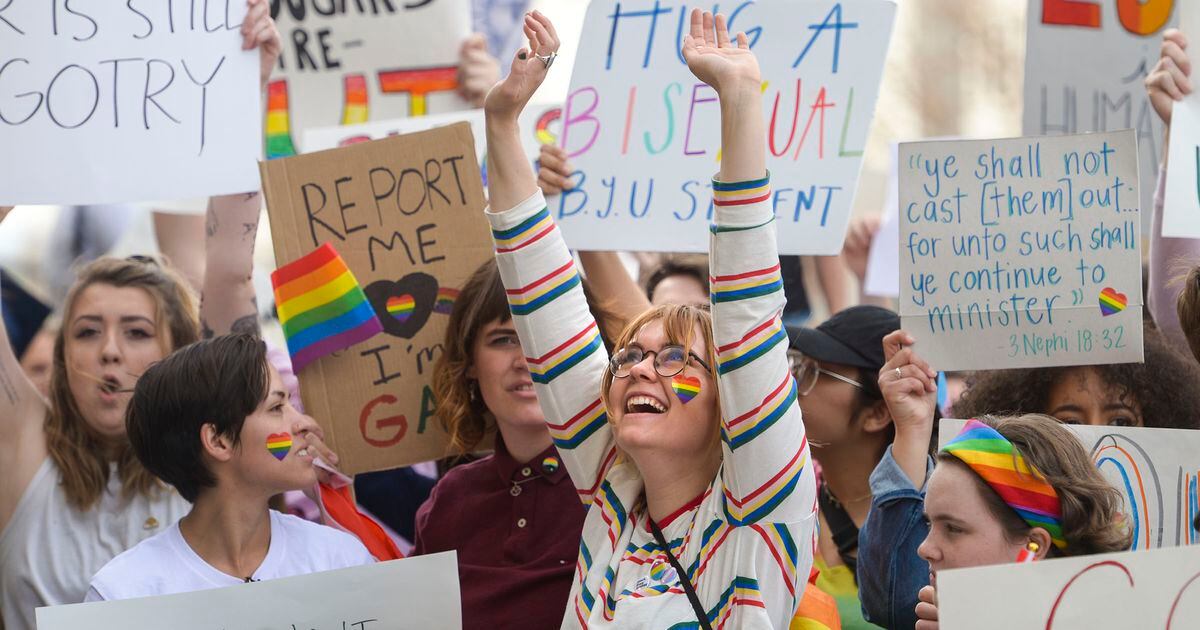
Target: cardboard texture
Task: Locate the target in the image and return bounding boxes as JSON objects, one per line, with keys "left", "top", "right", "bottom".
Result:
{"left": 262, "top": 123, "right": 493, "bottom": 474}
{"left": 899, "top": 130, "right": 1144, "bottom": 371}
{"left": 1023, "top": 0, "right": 1177, "bottom": 229}
{"left": 938, "top": 544, "right": 1200, "bottom": 628}
{"left": 265, "top": 0, "right": 471, "bottom": 159}
{"left": 37, "top": 552, "right": 462, "bottom": 629}
{"left": 554, "top": 0, "right": 895, "bottom": 254}
{"left": 0, "top": 2, "right": 261, "bottom": 205}
{"left": 940, "top": 419, "right": 1200, "bottom": 550}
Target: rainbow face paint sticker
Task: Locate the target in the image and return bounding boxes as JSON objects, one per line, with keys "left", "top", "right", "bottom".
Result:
{"left": 671, "top": 375, "right": 701, "bottom": 404}
{"left": 386, "top": 295, "right": 416, "bottom": 324}
{"left": 266, "top": 433, "right": 292, "bottom": 461}
{"left": 1098, "top": 287, "right": 1127, "bottom": 316}
{"left": 542, "top": 456, "right": 560, "bottom": 474}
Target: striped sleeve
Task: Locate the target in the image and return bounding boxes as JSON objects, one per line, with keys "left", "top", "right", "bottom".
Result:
{"left": 708, "top": 175, "right": 817, "bottom": 527}
{"left": 486, "top": 192, "right": 616, "bottom": 504}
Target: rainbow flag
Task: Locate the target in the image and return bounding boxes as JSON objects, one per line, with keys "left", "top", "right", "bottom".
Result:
{"left": 435, "top": 287, "right": 459, "bottom": 315}
{"left": 271, "top": 243, "right": 382, "bottom": 372}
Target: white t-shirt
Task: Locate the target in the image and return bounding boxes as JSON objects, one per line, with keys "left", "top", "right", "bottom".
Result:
{"left": 84, "top": 510, "right": 374, "bottom": 602}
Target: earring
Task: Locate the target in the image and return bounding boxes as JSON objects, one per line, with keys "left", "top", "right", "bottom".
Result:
{"left": 469, "top": 381, "right": 479, "bottom": 403}
{"left": 1015, "top": 541, "right": 1040, "bottom": 563}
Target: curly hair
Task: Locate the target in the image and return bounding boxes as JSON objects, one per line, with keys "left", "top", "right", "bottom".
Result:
{"left": 1178, "top": 265, "right": 1200, "bottom": 364}
{"left": 937, "top": 414, "right": 1132, "bottom": 557}
{"left": 952, "top": 326, "right": 1200, "bottom": 430}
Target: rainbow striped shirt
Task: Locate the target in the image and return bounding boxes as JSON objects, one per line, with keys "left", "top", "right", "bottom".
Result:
{"left": 487, "top": 176, "right": 817, "bottom": 629}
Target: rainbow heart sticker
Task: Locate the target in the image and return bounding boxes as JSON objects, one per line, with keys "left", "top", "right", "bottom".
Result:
{"left": 1098, "top": 287, "right": 1127, "bottom": 317}
{"left": 386, "top": 295, "right": 416, "bottom": 324}
{"left": 672, "top": 375, "right": 701, "bottom": 404}
{"left": 266, "top": 432, "right": 292, "bottom": 461}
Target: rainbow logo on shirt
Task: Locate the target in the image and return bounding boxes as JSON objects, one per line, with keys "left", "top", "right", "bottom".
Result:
{"left": 542, "top": 456, "right": 560, "bottom": 474}
{"left": 386, "top": 295, "right": 417, "bottom": 324}
{"left": 266, "top": 433, "right": 292, "bottom": 461}
{"left": 671, "top": 375, "right": 701, "bottom": 404}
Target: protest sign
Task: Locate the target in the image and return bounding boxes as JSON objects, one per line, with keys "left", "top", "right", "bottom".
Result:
{"left": 262, "top": 123, "right": 493, "bottom": 475}
{"left": 863, "top": 143, "right": 901, "bottom": 298}
{"left": 899, "top": 131, "right": 1143, "bottom": 371}
{"left": 0, "top": 1, "right": 260, "bottom": 205}
{"left": 938, "top": 544, "right": 1200, "bottom": 628}
{"left": 939, "top": 419, "right": 1200, "bottom": 550}
{"left": 265, "top": 0, "right": 470, "bottom": 159}
{"left": 37, "top": 552, "right": 461, "bottom": 629}
{"left": 1163, "top": 2, "right": 1200, "bottom": 237}
{"left": 1023, "top": 0, "right": 1176, "bottom": 224}
{"left": 552, "top": 0, "right": 894, "bottom": 254}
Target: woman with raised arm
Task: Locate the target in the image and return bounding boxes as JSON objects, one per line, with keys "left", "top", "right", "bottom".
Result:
{"left": 0, "top": 3, "right": 284, "bottom": 627}
{"left": 482, "top": 10, "right": 817, "bottom": 627}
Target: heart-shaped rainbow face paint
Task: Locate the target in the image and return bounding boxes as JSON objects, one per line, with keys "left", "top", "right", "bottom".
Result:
{"left": 266, "top": 433, "right": 292, "bottom": 461}
{"left": 386, "top": 295, "right": 416, "bottom": 324}
{"left": 671, "top": 375, "right": 701, "bottom": 404}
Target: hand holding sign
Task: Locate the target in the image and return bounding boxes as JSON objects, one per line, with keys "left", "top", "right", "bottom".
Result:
{"left": 241, "top": 0, "right": 282, "bottom": 89}
{"left": 1146, "top": 29, "right": 1191, "bottom": 127}
{"left": 484, "top": 11, "right": 561, "bottom": 121}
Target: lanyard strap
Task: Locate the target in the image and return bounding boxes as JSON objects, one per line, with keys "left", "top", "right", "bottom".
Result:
{"left": 649, "top": 518, "right": 713, "bottom": 630}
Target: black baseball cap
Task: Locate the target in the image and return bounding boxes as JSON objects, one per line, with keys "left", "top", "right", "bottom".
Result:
{"left": 786, "top": 305, "right": 899, "bottom": 371}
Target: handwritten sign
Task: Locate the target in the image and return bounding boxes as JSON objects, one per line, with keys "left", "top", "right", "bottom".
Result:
{"left": 36, "top": 552, "right": 461, "bottom": 629}
{"left": 0, "top": 1, "right": 260, "bottom": 205}
{"left": 262, "top": 123, "right": 493, "bottom": 475}
{"left": 552, "top": 0, "right": 894, "bottom": 254}
{"left": 1023, "top": 0, "right": 1177, "bottom": 225}
{"left": 899, "top": 131, "right": 1143, "bottom": 371}
{"left": 265, "top": 0, "right": 470, "bottom": 159}
{"left": 938, "top": 544, "right": 1200, "bottom": 628}
{"left": 1163, "top": 2, "right": 1200, "bottom": 237}
{"left": 939, "top": 419, "right": 1200, "bottom": 550}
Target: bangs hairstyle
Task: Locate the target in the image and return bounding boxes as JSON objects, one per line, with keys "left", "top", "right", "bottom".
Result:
{"left": 600, "top": 304, "right": 719, "bottom": 417}
{"left": 126, "top": 334, "right": 270, "bottom": 502}
{"left": 432, "top": 258, "right": 622, "bottom": 456}
{"left": 46, "top": 256, "right": 199, "bottom": 509}
{"left": 936, "top": 414, "right": 1131, "bottom": 557}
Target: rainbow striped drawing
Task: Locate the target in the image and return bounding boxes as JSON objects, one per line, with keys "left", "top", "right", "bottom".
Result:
{"left": 341, "top": 74, "right": 369, "bottom": 124}
{"left": 266, "top": 432, "right": 292, "bottom": 461}
{"left": 672, "top": 375, "right": 702, "bottom": 404}
{"left": 271, "top": 243, "right": 383, "bottom": 372}
{"left": 435, "top": 287, "right": 459, "bottom": 315}
{"left": 1099, "top": 287, "right": 1127, "bottom": 316}
{"left": 265, "top": 79, "right": 297, "bottom": 159}
{"left": 386, "top": 295, "right": 416, "bottom": 324}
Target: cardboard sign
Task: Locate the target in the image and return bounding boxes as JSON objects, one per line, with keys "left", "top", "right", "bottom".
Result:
{"left": 1163, "top": 2, "right": 1200, "bottom": 237}
{"left": 939, "top": 419, "right": 1200, "bottom": 549}
{"left": 36, "top": 552, "right": 461, "bottom": 629}
{"left": 1023, "top": 0, "right": 1177, "bottom": 226}
{"left": 899, "top": 131, "right": 1143, "bottom": 371}
{"left": 265, "top": 0, "right": 470, "bottom": 159}
{"left": 0, "top": 1, "right": 261, "bottom": 205}
{"left": 262, "top": 123, "right": 493, "bottom": 475}
{"left": 938, "top": 544, "right": 1200, "bottom": 628}
{"left": 552, "top": 0, "right": 894, "bottom": 254}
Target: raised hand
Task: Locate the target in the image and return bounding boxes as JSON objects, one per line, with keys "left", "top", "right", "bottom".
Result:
{"left": 242, "top": 0, "right": 281, "bottom": 90}
{"left": 879, "top": 329, "right": 938, "bottom": 432}
{"left": 1146, "top": 28, "right": 1191, "bottom": 126}
{"left": 484, "top": 11, "right": 561, "bottom": 121}
{"left": 681, "top": 9, "right": 759, "bottom": 95}
{"left": 537, "top": 144, "right": 576, "bottom": 195}
{"left": 842, "top": 214, "right": 882, "bottom": 283}
{"left": 458, "top": 34, "right": 502, "bottom": 108}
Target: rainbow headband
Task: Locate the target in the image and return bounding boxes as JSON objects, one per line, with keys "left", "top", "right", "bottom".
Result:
{"left": 940, "top": 419, "right": 1067, "bottom": 550}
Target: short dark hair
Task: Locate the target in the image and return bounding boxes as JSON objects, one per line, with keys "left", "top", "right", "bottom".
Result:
{"left": 645, "top": 260, "right": 709, "bottom": 301}
{"left": 126, "top": 334, "right": 270, "bottom": 502}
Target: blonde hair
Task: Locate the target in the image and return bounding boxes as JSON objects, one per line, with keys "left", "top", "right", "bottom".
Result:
{"left": 46, "top": 257, "right": 199, "bottom": 509}
{"left": 1177, "top": 265, "right": 1200, "bottom": 364}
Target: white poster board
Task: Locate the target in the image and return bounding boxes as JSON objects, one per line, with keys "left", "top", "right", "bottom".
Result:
{"left": 1163, "top": 2, "right": 1200, "bottom": 237}
{"left": 36, "top": 552, "right": 461, "bottom": 629}
{"left": 938, "top": 544, "right": 1200, "bottom": 628}
{"left": 0, "top": 2, "right": 261, "bottom": 205}
{"left": 899, "top": 131, "right": 1144, "bottom": 371}
{"left": 1023, "top": 0, "right": 1177, "bottom": 225}
{"left": 864, "top": 142, "right": 901, "bottom": 298}
{"left": 265, "top": 0, "right": 471, "bottom": 159}
{"left": 939, "top": 419, "right": 1200, "bottom": 550}
{"left": 553, "top": 0, "right": 895, "bottom": 254}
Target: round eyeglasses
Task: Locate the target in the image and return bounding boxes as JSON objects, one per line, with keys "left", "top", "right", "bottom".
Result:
{"left": 609, "top": 345, "right": 711, "bottom": 378}
{"left": 787, "top": 350, "right": 864, "bottom": 397}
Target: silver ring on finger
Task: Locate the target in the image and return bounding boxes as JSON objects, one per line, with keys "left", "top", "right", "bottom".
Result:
{"left": 535, "top": 51, "right": 558, "bottom": 69}
{"left": 894, "top": 367, "right": 903, "bottom": 380}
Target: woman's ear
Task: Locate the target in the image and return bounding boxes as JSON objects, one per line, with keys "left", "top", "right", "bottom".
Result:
{"left": 859, "top": 398, "right": 893, "bottom": 434}
{"left": 200, "top": 423, "right": 236, "bottom": 463}
{"left": 1028, "top": 528, "right": 1054, "bottom": 560}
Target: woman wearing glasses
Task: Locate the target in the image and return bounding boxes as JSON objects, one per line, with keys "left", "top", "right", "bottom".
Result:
{"left": 482, "top": 9, "right": 815, "bottom": 627}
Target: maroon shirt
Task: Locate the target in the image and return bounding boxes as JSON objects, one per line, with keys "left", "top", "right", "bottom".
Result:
{"left": 413, "top": 440, "right": 586, "bottom": 629}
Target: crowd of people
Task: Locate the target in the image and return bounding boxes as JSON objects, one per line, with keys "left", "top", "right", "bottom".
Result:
{"left": 1, "top": 3, "right": 1199, "bottom": 629}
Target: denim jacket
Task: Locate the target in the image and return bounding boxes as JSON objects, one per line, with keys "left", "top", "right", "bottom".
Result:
{"left": 856, "top": 446, "right": 933, "bottom": 630}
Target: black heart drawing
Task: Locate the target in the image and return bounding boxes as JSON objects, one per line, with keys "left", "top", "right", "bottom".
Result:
{"left": 365, "top": 273, "right": 438, "bottom": 339}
